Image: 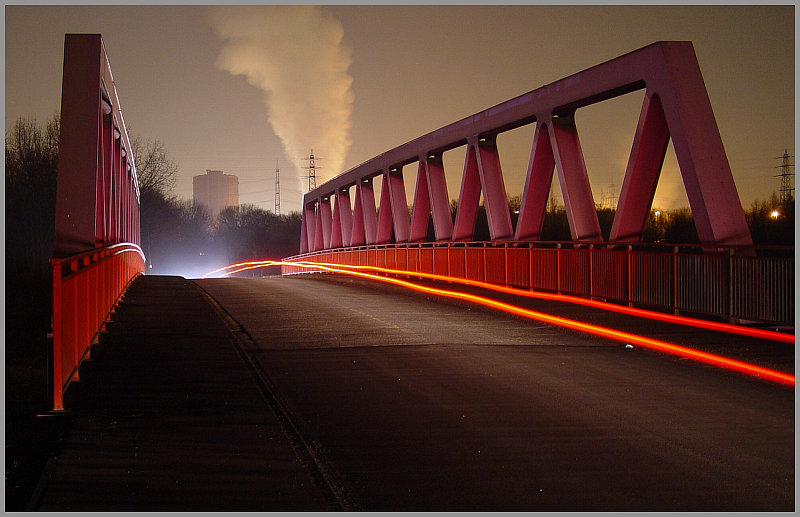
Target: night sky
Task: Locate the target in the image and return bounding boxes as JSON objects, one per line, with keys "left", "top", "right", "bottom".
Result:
{"left": 5, "top": 4, "right": 795, "bottom": 214}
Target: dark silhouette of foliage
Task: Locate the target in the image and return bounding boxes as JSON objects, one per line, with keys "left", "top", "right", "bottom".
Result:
{"left": 596, "top": 208, "right": 615, "bottom": 241}
{"left": 746, "top": 194, "right": 794, "bottom": 246}
{"left": 214, "top": 204, "right": 301, "bottom": 264}
{"left": 5, "top": 114, "right": 60, "bottom": 415}
{"left": 662, "top": 208, "right": 699, "bottom": 244}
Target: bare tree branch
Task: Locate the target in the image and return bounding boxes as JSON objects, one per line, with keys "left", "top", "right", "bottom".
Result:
{"left": 131, "top": 136, "right": 178, "bottom": 197}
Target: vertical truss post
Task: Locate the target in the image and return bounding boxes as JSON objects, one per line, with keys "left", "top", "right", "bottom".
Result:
{"left": 409, "top": 161, "right": 432, "bottom": 242}
{"left": 313, "top": 202, "right": 325, "bottom": 252}
{"left": 338, "top": 188, "right": 353, "bottom": 247}
{"left": 453, "top": 144, "right": 482, "bottom": 241}
{"left": 304, "top": 203, "right": 317, "bottom": 252}
{"left": 331, "top": 188, "right": 352, "bottom": 249}
{"left": 351, "top": 185, "right": 366, "bottom": 247}
{"left": 387, "top": 167, "right": 410, "bottom": 243}
{"left": 549, "top": 113, "right": 602, "bottom": 242}
{"left": 299, "top": 210, "right": 309, "bottom": 254}
{"left": 474, "top": 136, "right": 513, "bottom": 241}
{"left": 330, "top": 193, "right": 343, "bottom": 250}
{"left": 425, "top": 154, "right": 453, "bottom": 241}
{"left": 515, "top": 122, "right": 556, "bottom": 240}
{"left": 376, "top": 175, "right": 393, "bottom": 244}
{"left": 97, "top": 109, "right": 112, "bottom": 246}
{"left": 319, "top": 196, "right": 333, "bottom": 249}
{"left": 359, "top": 178, "right": 379, "bottom": 245}
{"left": 610, "top": 91, "right": 670, "bottom": 243}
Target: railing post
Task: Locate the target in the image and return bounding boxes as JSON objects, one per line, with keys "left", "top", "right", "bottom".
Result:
{"left": 557, "top": 243, "right": 562, "bottom": 294}
{"left": 504, "top": 243, "right": 509, "bottom": 286}
{"left": 528, "top": 244, "right": 533, "bottom": 291}
{"left": 445, "top": 242, "right": 452, "bottom": 276}
{"left": 483, "top": 243, "right": 487, "bottom": 283}
{"left": 68, "top": 260, "right": 79, "bottom": 381}
{"left": 626, "top": 245, "right": 633, "bottom": 307}
{"left": 728, "top": 248, "right": 735, "bottom": 323}
{"left": 672, "top": 246, "right": 679, "bottom": 315}
{"left": 589, "top": 244, "right": 594, "bottom": 299}
{"left": 51, "top": 260, "right": 64, "bottom": 411}
{"left": 464, "top": 245, "right": 468, "bottom": 280}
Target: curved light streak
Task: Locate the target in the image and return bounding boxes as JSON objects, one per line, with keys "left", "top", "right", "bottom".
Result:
{"left": 203, "top": 259, "right": 794, "bottom": 387}
{"left": 289, "top": 260, "right": 795, "bottom": 345}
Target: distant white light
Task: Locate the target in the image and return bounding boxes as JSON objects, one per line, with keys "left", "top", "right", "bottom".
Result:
{"left": 771, "top": 210, "right": 780, "bottom": 219}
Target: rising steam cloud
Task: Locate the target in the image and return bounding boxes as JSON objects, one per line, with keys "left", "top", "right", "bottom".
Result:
{"left": 209, "top": 6, "right": 354, "bottom": 192}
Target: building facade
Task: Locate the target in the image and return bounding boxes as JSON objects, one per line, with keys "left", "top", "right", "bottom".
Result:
{"left": 193, "top": 169, "right": 239, "bottom": 216}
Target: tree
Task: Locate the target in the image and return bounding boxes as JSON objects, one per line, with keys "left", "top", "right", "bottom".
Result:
{"left": 5, "top": 113, "right": 61, "bottom": 300}
{"left": 131, "top": 135, "right": 192, "bottom": 272}
{"left": 5, "top": 114, "right": 61, "bottom": 414}
{"left": 213, "top": 204, "right": 302, "bottom": 266}
{"left": 130, "top": 136, "right": 178, "bottom": 198}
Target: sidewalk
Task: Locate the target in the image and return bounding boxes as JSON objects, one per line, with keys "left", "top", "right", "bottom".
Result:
{"left": 33, "top": 275, "right": 330, "bottom": 511}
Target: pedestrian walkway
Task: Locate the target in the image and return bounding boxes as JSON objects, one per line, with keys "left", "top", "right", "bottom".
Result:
{"left": 34, "top": 275, "right": 330, "bottom": 511}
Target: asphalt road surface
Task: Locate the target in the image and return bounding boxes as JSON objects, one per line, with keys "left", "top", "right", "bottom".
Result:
{"left": 197, "top": 275, "right": 794, "bottom": 512}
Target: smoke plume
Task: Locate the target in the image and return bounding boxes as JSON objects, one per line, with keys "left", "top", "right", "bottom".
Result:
{"left": 208, "top": 6, "right": 354, "bottom": 191}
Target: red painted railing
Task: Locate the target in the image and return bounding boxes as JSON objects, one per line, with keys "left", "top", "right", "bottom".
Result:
{"left": 50, "top": 243, "right": 145, "bottom": 410}
{"left": 284, "top": 242, "right": 794, "bottom": 327}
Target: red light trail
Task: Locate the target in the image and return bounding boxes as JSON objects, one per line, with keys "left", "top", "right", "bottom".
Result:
{"left": 207, "top": 259, "right": 794, "bottom": 344}
{"left": 203, "top": 259, "right": 795, "bottom": 387}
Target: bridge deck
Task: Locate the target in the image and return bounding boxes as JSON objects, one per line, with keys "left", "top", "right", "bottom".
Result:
{"left": 33, "top": 274, "right": 794, "bottom": 511}
{"left": 35, "top": 275, "right": 331, "bottom": 511}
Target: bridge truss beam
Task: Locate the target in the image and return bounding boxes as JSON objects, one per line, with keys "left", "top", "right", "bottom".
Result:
{"left": 299, "top": 41, "right": 753, "bottom": 253}
{"left": 54, "top": 34, "right": 140, "bottom": 256}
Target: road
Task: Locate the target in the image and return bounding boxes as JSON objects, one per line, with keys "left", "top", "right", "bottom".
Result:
{"left": 196, "top": 275, "right": 794, "bottom": 512}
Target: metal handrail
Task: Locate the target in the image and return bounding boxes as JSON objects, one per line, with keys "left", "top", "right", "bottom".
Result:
{"left": 285, "top": 241, "right": 794, "bottom": 327}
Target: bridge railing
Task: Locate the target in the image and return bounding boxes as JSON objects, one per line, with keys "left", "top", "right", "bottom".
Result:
{"left": 49, "top": 34, "right": 144, "bottom": 410}
{"left": 283, "top": 242, "right": 793, "bottom": 327}
{"left": 50, "top": 243, "right": 145, "bottom": 410}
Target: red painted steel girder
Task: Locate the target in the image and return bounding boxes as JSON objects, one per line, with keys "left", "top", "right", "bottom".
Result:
{"left": 54, "top": 34, "right": 140, "bottom": 257}
{"left": 301, "top": 41, "right": 753, "bottom": 252}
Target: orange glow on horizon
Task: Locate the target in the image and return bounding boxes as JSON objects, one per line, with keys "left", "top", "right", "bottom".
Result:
{"left": 202, "top": 259, "right": 795, "bottom": 387}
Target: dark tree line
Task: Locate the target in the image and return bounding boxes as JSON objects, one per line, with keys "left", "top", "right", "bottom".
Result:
{"left": 6, "top": 115, "right": 61, "bottom": 416}
{"left": 745, "top": 194, "right": 795, "bottom": 246}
